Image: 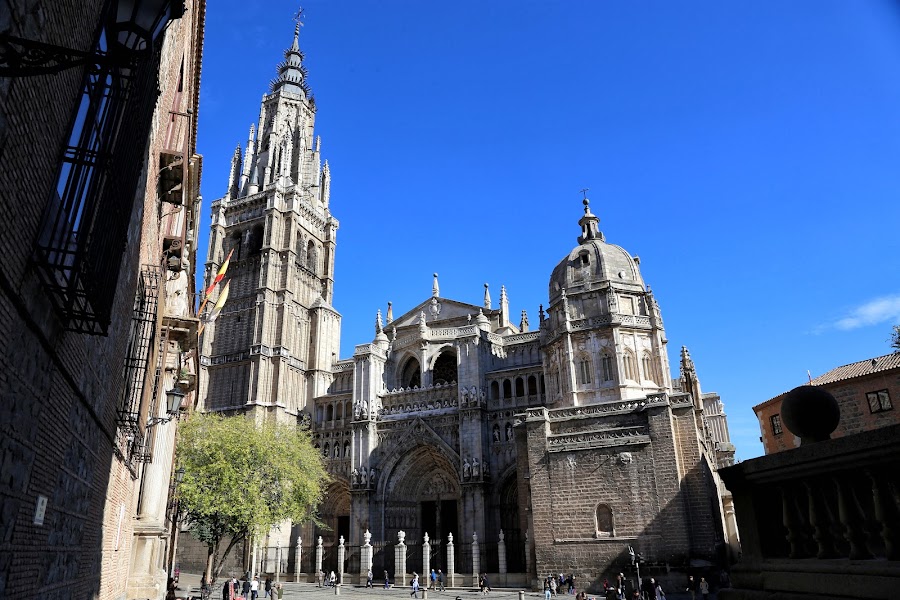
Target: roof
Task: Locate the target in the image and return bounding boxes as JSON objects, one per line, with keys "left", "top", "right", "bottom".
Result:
{"left": 753, "top": 352, "right": 900, "bottom": 413}
{"left": 808, "top": 352, "right": 900, "bottom": 386}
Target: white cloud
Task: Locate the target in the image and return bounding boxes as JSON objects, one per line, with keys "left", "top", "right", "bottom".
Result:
{"left": 832, "top": 294, "right": 900, "bottom": 331}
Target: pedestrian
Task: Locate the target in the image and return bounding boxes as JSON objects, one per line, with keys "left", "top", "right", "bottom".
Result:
{"left": 241, "top": 578, "right": 250, "bottom": 600}
{"left": 366, "top": 569, "right": 373, "bottom": 588}
{"left": 222, "top": 578, "right": 233, "bottom": 600}
{"left": 316, "top": 570, "right": 323, "bottom": 588}
{"left": 654, "top": 579, "right": 665, "bottom": 600}
{"left": 328, "top": 571, "right": 336, "bottom": 587}
{"left": 550, "top": 576, "right": 558, "bottom": 597}
{"left": 544, "top": 579, "right": 552, "bottom": 600}
{"left": 437, "top": 569, "right": 445, "bottom": 591}
{"left": 250, "top": 576, "right": 259, "bottom": 600}
{"left": 615, "top": 573, "right": 626, "bottom": 600}
{"left": 384, "top": 570, "right": 391, "bottom": 590}
{"left": 479, "top": 573, "right": 485, "bottom": 594}
{"left": 264, "top": 577, "right": 272, "bottom": 599}
{"left": 410, "top": 572, "right": 420, "bottom": 598}
{"left": 430, "top": 568, "right": 437, "bottom": 590}
{"left": 482, "top": 573, "right": 491, "bottom": 594}
{"left": 275, "top": 584, "right": 282, "bottom": 600}
{"left": 699, "top": 577, "right": 710, "bottom": 600}
{"left": 686, "top": 576, "right": 697, "bottom": 600}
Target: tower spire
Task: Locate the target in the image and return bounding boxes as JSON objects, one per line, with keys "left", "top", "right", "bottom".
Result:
{"left": 432, "top": 273, "right": 440, "bottom": 297}
{"left": 483, "top": 283, "right": 492, "bottom": 309}
{"left": 577, "top": 193, "right": 603, "bottom": 243}
{"left": 270, "top": 15, "right": 310, "bottom": 97}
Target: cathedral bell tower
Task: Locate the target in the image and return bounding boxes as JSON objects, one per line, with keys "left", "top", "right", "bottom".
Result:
{"left": 199, "top": 21, "right": 340, "bottom": 422}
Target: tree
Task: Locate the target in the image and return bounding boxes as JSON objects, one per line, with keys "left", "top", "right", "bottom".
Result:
{"left": 892, "top": 324, "right": 900, "bottom": 352}
{"left": 176, "top": 413, "right": 327, "bottom": 583}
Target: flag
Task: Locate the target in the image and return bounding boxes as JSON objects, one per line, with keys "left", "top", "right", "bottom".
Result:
{"left": 204, "top": 248, "right": 234, "bottom": 296}
{"left": 205, "top": 279, "right": 231, "bottom": 324}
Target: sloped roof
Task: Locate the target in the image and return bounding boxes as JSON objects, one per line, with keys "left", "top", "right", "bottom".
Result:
{"left": 809, "top": 352, "right": 900, "bottom": 386}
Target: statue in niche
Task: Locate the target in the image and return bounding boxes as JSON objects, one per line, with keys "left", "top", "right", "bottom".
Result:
{"left": 462, "top": 458, "right": 471, "bottom": 480}
{"left": 492, "top": 425, "right": 501, "bottom": 443}
{"left": 369, "top": 468, "right": 376, "bottom": 486}
{"left": 472, "top": 457, "right": 480, "bottom": 478}
{"left": 505, "top": 422, "right": 513, "bottom": 441}
{"left": 351, "top": 468, "right": 359, "bottom": 487}
{"left": 361, "top": 467, "right": 368, "bottom": 487}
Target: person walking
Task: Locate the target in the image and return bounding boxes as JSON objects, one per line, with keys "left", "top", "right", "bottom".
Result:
{"left": 275, "top": 584, "right": 283, "bottom": 600}
{"left": 221, "top": 578, "right": 233, "bottom": 600}
{"left": 654, "top": 579, "right": 665, "bottom": 600}
{"left": 615, "top": 573, "right": 626, "bottom": 600}
{"left": 686, "top": 576, "right": 697, "bottom": 600}
{"left": 429, "top": 568, "right": 437, "bottom": 590}
{"left": 241, "top": 578, "right": 250, "bottom": 600}
{"left": 328, "top": 571, "right": 336, "bottom": 587}
{"left": 544, "top": 579, "right": 552, "bottom": 600}
{"left": 437, "top": 569, "right": 445, "bottom": 591}
{"left": 250, "top": 576, "right": 259, "bottom": 600}
{"left": 410, "top": 572, "right": 420, "bottom": 598}
{"left": 384, "top": 570, "right": 391, "bottom": 590}
{"left": 263, "top": 577, "right": 272, "bottom": 599}
{"left": 549, "top": 576, "right": 558, "bottom": 597}
{"left": 482, "top": 573, "right": 491, "bottom": 594}
{"left": 699, "top": 577, "right": 710, "bottom": 600}
{"left": 366, "top": 569, "right": 373, "bottom": 588}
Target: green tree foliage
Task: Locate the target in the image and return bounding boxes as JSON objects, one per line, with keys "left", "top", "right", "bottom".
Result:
{"left": 176, "top": 413, "right": 327, "bottom": 582}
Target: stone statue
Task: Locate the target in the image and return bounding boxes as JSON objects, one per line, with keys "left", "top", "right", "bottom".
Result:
{"left": 351, "top": 468, "right": 359, "bottom": 487}
{"left": 363, "top": 529, "right": 371, "bottom": 546}
{"left": 361, "top": 467, "right": 368, "bottom": 487}
{"left": 369, "top": 467, "right": 376, "bottom": 487}
{"left": 505, "top": 422, "right": 513, "bottom": 441}
{"left": 360, "top": 399, "right": 368, "bottom": 418}
{"left": 339, "top": 535, "right": 344, "bottom": 546}
{"left": 423, "top": 532, "right": 430, "bottom": 544}
{"left": 462, "top": 458, "right": 471, "bottom": 480}
{"left": 448, "top": 532, "right": 453, "bottom": 544}
{"left": 472, "top": 531, "right": 478, "bottom": 544}
{"left": 492, "top": 426, "right": 501, "bottom": 442}
{"left": 398, "top": 530, "right": 406, "bottom": 544}
{"left": 472, "top": 457, "right": 480, "bottom": 478}
{"left": 499, "top": 529, "right": 505, "bottom": 542}
{"left": 317, "top": 536, "right": 323, "bottom": 547}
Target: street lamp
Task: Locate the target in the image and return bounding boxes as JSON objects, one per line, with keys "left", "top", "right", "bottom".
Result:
{"left": 174, "top": 467, "right": 186, "bottom": 485}
{"left": 0, "top": 0, "right": 184, "bottom": 76}
{"left": 147, "top": 387, "right": 185, "bottom": 427}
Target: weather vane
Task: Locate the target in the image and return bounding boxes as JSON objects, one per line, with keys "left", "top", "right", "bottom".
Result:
{"left": 293, "top": 6, "right": 305, "bottom": 29}
{"left": 580, "top": 188, "right": 589, "bottom": 200}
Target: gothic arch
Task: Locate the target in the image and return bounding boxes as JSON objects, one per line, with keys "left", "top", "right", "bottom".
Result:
{"left": 397, "top": 354, "right": 421, "bottom": 389}
{"left": 431, "top": 346, "right": 458, "bottom": 385}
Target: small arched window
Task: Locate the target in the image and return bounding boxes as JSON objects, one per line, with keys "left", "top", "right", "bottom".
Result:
{"left": 515, "top": 377, "right": 525, "bottom": 398}
{"left": 316, "top": 406, "right": 323, "bottom": 423}
{"left": 502, "top": 379, "right": 512, "bottom": 399}
{"left": 642, "top": 353, "right": 655, "bottom": 383}
{"left": 326, "top": 405, "right": 334, "bottom": 421}
{"left": 578, "top": 356, "right": 592, "bottom": 385}
{"left": 490, "top": 381, "right": 500, "bottom": 400}
{"left": 623, "top": 351, "right": 637, "bottom": 381}
{"left": 306, "top": 240, "right": 317, "bottom": 273}
{"left": 248, "top": 225, "right": 264, "bottom": 255}
{"left": 596, "top": 504, "right": 614, "bottom": 537}
{"left": 527, "top": 375, "right": 537, "bottom": 396}
{"left": 601, "top": 353, "right": 613, "bottom": 382}
{"left": 336, "top": 402, "right": 343, "bottom": 420}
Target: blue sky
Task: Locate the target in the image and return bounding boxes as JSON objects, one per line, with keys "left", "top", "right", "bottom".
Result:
{"left": 196, "top": 1, "right": 900, "bottom": 459}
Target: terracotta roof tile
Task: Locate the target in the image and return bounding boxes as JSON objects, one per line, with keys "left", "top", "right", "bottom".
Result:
{"left": 808, "top": 352, "right": 900, "bottom": 386}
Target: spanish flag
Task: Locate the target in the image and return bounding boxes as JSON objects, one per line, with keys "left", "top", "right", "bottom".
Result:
{"left": 204, "top": 248, "right": 234, "bottom": 297}
{"left": 206, "top": 279, "right": 231, "bottom": 324}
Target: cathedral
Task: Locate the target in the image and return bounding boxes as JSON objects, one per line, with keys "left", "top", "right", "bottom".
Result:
{"left": 196, "top": 21, "right": 738, "bottom": 590}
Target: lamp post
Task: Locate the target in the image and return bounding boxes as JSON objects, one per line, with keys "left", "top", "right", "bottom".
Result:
{"left": 0, "top": 0, "right": 184, "bottom": 76}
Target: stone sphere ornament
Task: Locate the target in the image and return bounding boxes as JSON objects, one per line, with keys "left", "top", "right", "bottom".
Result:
{"left": 781, "top": 385, "right": 840, "bottom": 444}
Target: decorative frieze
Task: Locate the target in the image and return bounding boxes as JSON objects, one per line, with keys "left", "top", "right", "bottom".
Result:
{"left": 547, "top": 426, "right": 651, "bottom": 452}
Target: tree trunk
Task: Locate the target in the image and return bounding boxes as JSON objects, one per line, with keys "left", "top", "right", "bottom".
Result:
{"left": 206, "top": 541, "right": 217, "bottom": 584}
{"left": 213, "top": 535, "right": 245, "bottom": 583}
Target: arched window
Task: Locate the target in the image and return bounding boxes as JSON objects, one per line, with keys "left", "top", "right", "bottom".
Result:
{"left": 623, "top": 351, "right": 637, "bottom": 381}
{"left": 343, "top": 441, "right": 350, "bottom": 458}
{"left": 433, "top": 351, "right": 458, "bottom": 385}
{"left": 296, "top": 234, "right": 305, "bottom": 263}
{"left": 642, "top": 353, "right": 655, "bottom": 383}
{"left": 502, "top": 379, "right": 512, "bottom": 399}
{"left": 400, "top": 357, "right": 421, "bottom": 388}
{"left": 527, "top": 375, "right": 537, "bottom": 396}
{"left": 596, "top": 504, "right": 614, "bottom": 537}
{"left": 336, "top": 402, "right": 343, "bottom": 420}
{"left": 490, "top": 381, "right": 500, "bottom": 400}
{"left": 231, "top": 231, "right": 243, "bottom": 261}
{"left": 515, "top": 377, "right": 525, "bottom": 397}
{"left": 306, "top": 240, "right": 317, "bottom": 273}
{"left": 316, "top": 406, "right": 323, "bottom": 423}
{"left": 248, "top": 224, "right": 263, "bottom": 255}
{"left": 326, "top": 405, "right": 334, "bottom": 421}
{"left": 578, "top": 356, "right": 592, "bottom": 385}
{"left": 601, "top": 353, "right": 613, "bottom": 382}
{"left": 539, "top": 374, "right": 545, "bottom": 395}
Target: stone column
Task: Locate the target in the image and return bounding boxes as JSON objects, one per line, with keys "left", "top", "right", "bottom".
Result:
{"left": 395, "top": 531, "right": 407, "bottom": 589}
{"left": 337, "top": 536, "right": 345, "bottom": 584}
{"left": 422, "top": 533, "right": 431, "bottom": 587}
{"left": 446, "top": 533, "right": 455, "bottom": 588}
{"left": 315, "top": 536, "right": 324, "bottom": 581}
{"left": 498, "top": 530, "right": 507, "bottom": 574}
{"left": 275, "top": 541, "right": 281, "bottom": 582}
{"left": 359, "top": 530, "right": 373, "bottom": 580}
{"left": 294, "top": 537, "right": 302, "bottom": 581}
{"left": 471, "top": 531, "right": 480, "bottom": 587}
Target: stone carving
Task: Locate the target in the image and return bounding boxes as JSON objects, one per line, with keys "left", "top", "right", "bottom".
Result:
{"left": 339, "top": 535, "right": 345, "bottom": 546}
{"left": 463, "top": 458, "right": 471, "bottom": 480}
{"left": 448, "top": 532, "right": 453, "bottom": 544}
{"left": 472, "top": 531, "right": 478, "bottom": 544}
{"left": 492, "top": 425, "right": 501, "bottom": 442}
{"left": 318, "top": 536, "right": 323, "bottom": 547}
{"left": 360, "top": 467, "right": 368, "bottom": 487}
{"left": 423, "top": 532, "right": 430, "bottom": 544}
{"left": 505, "top": 422, "right": 513, "bottom": 441}
{"left": 364, "top": 529, "right": 371, "bottom": 545}
{"left": 547, "top": 396, "right": 668, "bottom": 420}
{"left": 429, "top": 297, "right": 441, "bottom": 318}
{"left": 419, "top": 311, "right": 428, "bottom": 332}
{"left": 398, "top": 530, "right": 406, "bottom": 544}
{"left": 351, "top": 468, "right": 359, "bottom": 486}
{"left": 548, "top": 427, "right": 650, "bottom": 452}
{"left": 369, "top": 468, "right": 376, "bottom": 487}
{"left": 499, "top": 529, "right": 505, "bottom": 542}
{"left": 471, "top": 457, "right": 480, "bottom": 479}
{"left": 566, "top": 455, "right": 577, "bottom": 470}
{"left": 618, "top": 452, "right": 633, "bottom": 465}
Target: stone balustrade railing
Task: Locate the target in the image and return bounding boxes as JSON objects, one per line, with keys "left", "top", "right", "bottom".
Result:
{"left": 719, "top": 423, "right": 900, "bottom": 600}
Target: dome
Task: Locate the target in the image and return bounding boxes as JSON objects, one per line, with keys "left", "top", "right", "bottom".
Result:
{"left": 548, "top": 200, "right": 645, "bottom": 299}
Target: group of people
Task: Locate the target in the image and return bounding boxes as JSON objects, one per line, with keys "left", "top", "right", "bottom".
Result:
{"left": 315, "top": 570, "right": 337, "bottom": 587}
{"left": 543, "top": 572, "right": 578, "bottom": 598}
{"left": 221, "top": 575, "right": 282, "bottom": 600}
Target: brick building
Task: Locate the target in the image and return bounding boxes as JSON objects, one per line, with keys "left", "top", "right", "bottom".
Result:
{"left": 0, "top": 2, "right": 205, "bottom": 600}
{"left": 754, "top": 352, "right": 900, "bottom": 455}
{"left": 192, "top": 19, "right": 738, "bottom": 591}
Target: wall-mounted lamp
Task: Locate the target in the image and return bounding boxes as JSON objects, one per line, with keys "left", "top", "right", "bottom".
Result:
{"left": 147, "top": 388, "right": 185, "bottom": 427}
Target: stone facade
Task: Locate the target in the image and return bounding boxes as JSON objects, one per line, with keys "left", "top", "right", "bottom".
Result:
{"left": 195, "top": 21, "right": 736, "bottom": 591}
{"left": 754, "top": 353, "right": 900, "bottom": 455}
{"left": 0, "top": 3, "right": 205, "bottom": 600}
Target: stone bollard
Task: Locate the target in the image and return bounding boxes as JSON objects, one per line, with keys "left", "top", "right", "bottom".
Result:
{"left": 422, "top": 589, "right": 428, "bottom": 599}
{"left": 518, "top": 591, "right": 525, "bottom": 600}
{"left": 334, "top": 583, "right": 340, "bottom": 595}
